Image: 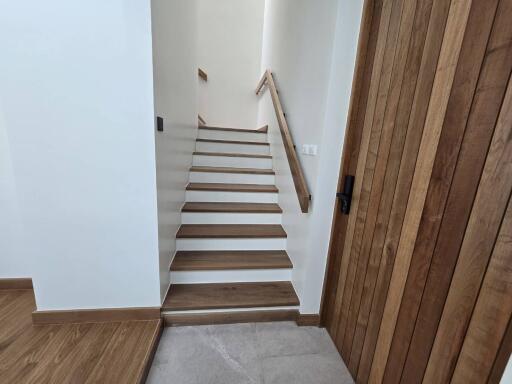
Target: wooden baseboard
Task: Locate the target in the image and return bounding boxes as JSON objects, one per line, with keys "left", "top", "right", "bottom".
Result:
{"left": 32, "top": 306, "right": 161, "bottom": 325}
{"left": 163, "top": 309, "right": 299, "bottom": 327}
{"left": 296, "top": 314, "right": 321, "bottom": 327}
{"left": 0, "top": 278, "right": 33, "bottom": 290}
{"left": 137, "top": 319, "right": 164, "bottom": 384}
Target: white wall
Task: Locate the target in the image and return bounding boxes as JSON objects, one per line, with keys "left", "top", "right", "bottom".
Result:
{"left": 0, "top": 123, "right": 28, "bottom": 278}
{"left": 0, "top": 0, "right": 161, "bottom": 310}
{"left": 151, "top": 0, "right": 198, "bottom": 302}
{"left": 198, "top": 0, "right": 265, "bottom": 128}
{"left": 502, "top": 358, "right": 512, "bottom": 384}
{"left": 258, "top": 0, "right": 364, "bottom": 313}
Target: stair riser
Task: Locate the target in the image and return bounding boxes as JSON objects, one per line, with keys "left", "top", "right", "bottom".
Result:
{"left": 170, "top": 269, "right": 292, "bottom": 284}
{"left": 185, "top": 191, "right": 278, "bottom": 203}
{"left": 193, "top": 155, "right": 272, "bottom": 169}
{"left": 189, "top": 172, "right": 275, "bottom": 185}
{"left": 181, "top": 212, "right": 282, "bottom": 224}
{"left": 198, "top": 129, "right": 267, "bottom": 143}
{"left": 176, "top": 238, "right": 287, "bottom": 251}
{"left": 196, "top": 141, "right": 270, "bottom": 155}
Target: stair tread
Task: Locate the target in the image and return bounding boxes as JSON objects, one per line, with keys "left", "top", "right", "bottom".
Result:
{"left": 182, "top": 202, "right": 282, "bottom": 213}
{"left": 194, "top": 151, "right": 272, "bottom": 159}
{"left": 190, "top": 166, "right": 275, "bottom": 175}
{"left": 197, "top": 138, "right": 269, "bottom": 146}
{"left": 176, "top": 224, "right": 287, "bottom": 238}
{"left": 171, "top": 250, "right": 292, "bottom": 271}
{"left": 187, "top": 183, "right": 278, "bottom": 193}
{"left": 199, "top": 125, "right": 268, "bottom": 134}
{"left": 162, "top": 282, "right": 299, "bottom": 310}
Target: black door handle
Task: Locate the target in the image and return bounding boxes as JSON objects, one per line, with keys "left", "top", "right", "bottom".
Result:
{"left": 336, "top": 175, "right": 354, "bottom": 215}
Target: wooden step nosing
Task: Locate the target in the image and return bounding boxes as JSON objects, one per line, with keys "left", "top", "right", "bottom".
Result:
{"left": 162, "top": 282, "right": 300, "bottom": 312}
{"left": 199, "top": 126, "right": 268, "bottom": 134}
{"left": 186, "top": 183, "right": 279, "bottom": 193}
{"left": 193, "top": 151, "right": 272, "bottom": 159}
{"left": 170, "top": 250, "right": 293, "bottom": 271}
{"left": 190, "top": 166, "right": 275, "bottom": 175}
{"left": 176, "top": 234, "right": 287, "bottom": 239}
{"left": 181, "top": 203, "right": 282, "bottom": 214}
{"left": 170, "top": 263, "right": 293, "bottom": 271}
{"left": 196, "top": 138, "right": 270, "bottom": 146}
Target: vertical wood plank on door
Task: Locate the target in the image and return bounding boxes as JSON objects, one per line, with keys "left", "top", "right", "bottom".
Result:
{"left": 451, "top": 198, "right": 512, "bottom": 383}
{"left": 337, "top": 0, "right": 408, "bottom": 358}
{"left": 382, "top": 0, "right": 500, "bottom": 382}
{"left": 347, "top": 0, "right": 435, "bottom": 375}
{"left": 368, "top": 0, "right": 474, "bottom": 381}
{"left": 323, "top": 0, "right": 381, "bottom": 336}
{"left": 356, "top": 1, "right": 452, "bottom": 382}
{"left": 401, "top": 1, "right": 512, "bottom": 380}
{"left": 341, "top": 0, "right": 418, "bottom": 363}
{"left": 330, "top": 0, "right": 395, "bottom": 343}
{"left": 422, "top": 74, "right": 512, "bottom": 384}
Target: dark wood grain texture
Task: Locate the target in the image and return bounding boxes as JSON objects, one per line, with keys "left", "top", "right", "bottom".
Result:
{"left": 383, "top": 1, "right": 501, "bottom": 381}
{"left": 451, "top": 198, "right": 512, "bottom": 383}
{"left": 199, "top": 125, "right": 268, "bottom": 134}
{"left": 181, "top": 202, "right": 282, "bottom": 213}
{"left": 0, "top": 289, "right": 161, "bottom": 384}
{"left": 171, "top": 250, "right": 292, "bottom": 271}
{"left": 176, "top": 224, "right": 287, "bottom": 239}
{"left": 190, "top": 166, "right": 274, "bottom": 175}
{"left": 401, "top": 1, "right": 512, "bottom": 381}
{"left": 32, "top": 307, "right": 161, "bottom": 325}
{"left": 162, "top": 282, "right": 300, "bottom": 311}
{"left": 186, "top": 182, "right": 278, "bottom": 193}
{"left": 0, "top": 278, "right": 33, "bottom": 290}
{"left": 341, "top": 0, "right": 418, "bottom": 365}
{"left": 193, "top": 151, "right": 272, "bottom": 159}
{"left": 422, "top": 65, "right": 512, "bottom": 384}
{"left": 196, "top": 138, "right": 269, "bottom": 146}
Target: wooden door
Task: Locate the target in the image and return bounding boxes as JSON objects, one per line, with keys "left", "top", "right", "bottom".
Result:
{"left": 321, "top": 0, "right": 512, "bottom": 383}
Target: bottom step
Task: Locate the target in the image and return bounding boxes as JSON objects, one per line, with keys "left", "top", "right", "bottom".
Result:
{"left": 163, "top": 309, "right": 299, "bottom": 327}
{"left": 162, "top": 282, "right": 299, "bottom": 311}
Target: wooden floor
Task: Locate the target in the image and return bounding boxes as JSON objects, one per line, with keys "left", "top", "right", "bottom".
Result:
{"left": 0, "top": 289, "right": 161, "bottom": 384}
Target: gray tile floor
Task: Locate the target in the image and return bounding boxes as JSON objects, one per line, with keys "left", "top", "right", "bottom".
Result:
{"left": 147, "top": 321, "right": 354, "bottom": 384}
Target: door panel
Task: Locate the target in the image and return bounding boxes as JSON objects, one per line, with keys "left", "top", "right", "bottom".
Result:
{"left": 321, "top": 0, "right": 512, "bottom": 383}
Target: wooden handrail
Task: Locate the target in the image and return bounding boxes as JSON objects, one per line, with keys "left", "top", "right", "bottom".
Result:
{"left": 198, "top": 68, "right": 208, "bottom": 81}
{"left": 256, "top": 69, "right": 310, "bottom": 213}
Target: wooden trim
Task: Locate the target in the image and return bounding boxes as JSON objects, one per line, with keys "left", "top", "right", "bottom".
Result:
{"left": 0, "top": 278, "right": 33, "bottom": 290}
{"left": 32, "top": 307, "right": 161, "bottom": 325}
{"left": 256, "top": 70, "right": 311, "bottom": 213}
{"left": 193, "top": 151, "right": 272, "bottom": 159}
{"left": 196, "top": 138, "right": 269, "bottom": 146}
{"left": 163, "top": 309, "right": 299, "bottom": 327}
{"left": 198, "top": 68, "right": 207, "bottom": 81}
{"left": 189, "top": 166, "right": 275, "bottom": 175}
{"left": 198, "top": 114, "right": 206, "bottom": 126}
{"left": 186, "top": 182, "right": 278, "bottom": 193}
{"left": 199, "top": 125, "right": 267, "bottom": 134}
{"left": 296, "top": 314, "right": 321, "bottom": 327}
{"left": 136, "top": 319, "right": 163, "bottom": 384}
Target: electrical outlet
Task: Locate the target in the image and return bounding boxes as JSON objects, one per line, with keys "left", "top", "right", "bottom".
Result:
{"left": 301, "top": 144, "right": 318, "bottom": 156}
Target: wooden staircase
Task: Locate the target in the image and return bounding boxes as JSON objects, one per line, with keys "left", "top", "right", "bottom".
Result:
{"left": 162, "top": 125, "right": 299, "bottom": 326}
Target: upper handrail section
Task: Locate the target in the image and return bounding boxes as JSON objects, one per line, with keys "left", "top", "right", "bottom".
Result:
{"left": 256, "top": 69, "right": 310, "bottom": 213}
